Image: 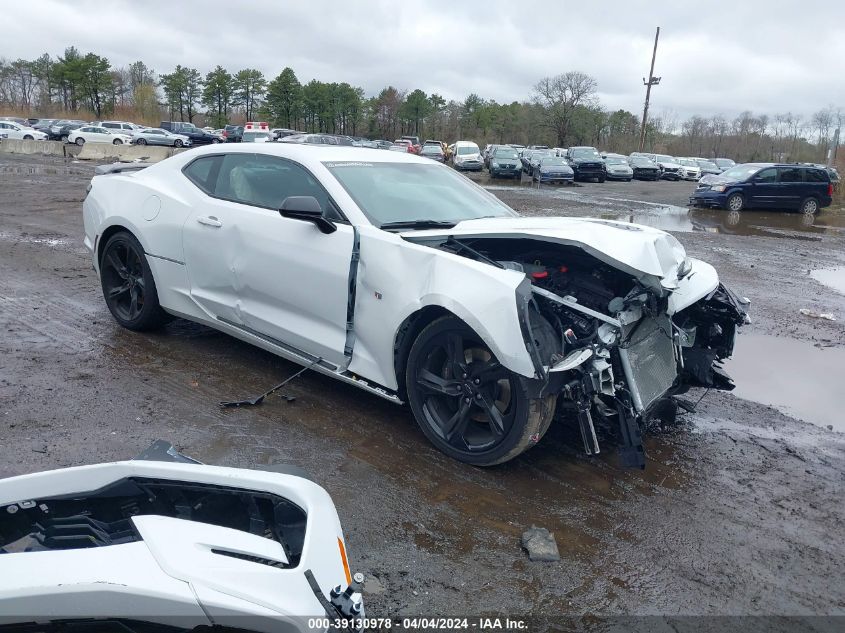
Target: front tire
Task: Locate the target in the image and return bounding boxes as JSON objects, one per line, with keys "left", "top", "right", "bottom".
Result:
{"left": 75, "top": 137, "right": 85, "bottom": 146}
{"left": 136, "top": 138, "right": 147, "bottom": 145}
{"left": 113, "top": 139, "right": 122, "bottom": 145}
{"left": 405, "top": 316, "right": 555, "bottom": 466}
{"left": 100, "top": 232, "right": 170, "bottom": 331}
{"left": 726, "top": 192, "right": 744, "bottom": 212}
{"left": 174, "top": 139, "right": 183, "bottom": 148}
{"left": 23, "top": 134, "right": 33, "bottom": 140}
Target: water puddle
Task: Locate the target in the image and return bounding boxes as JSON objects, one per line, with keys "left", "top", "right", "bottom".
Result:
{"left": 722, "top": 334, "right": 845, "bottom": 432}
{"left": 810, "top": 266, "right": 845, "bottom": 295}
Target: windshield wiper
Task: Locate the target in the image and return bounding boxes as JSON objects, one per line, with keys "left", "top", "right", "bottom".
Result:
{"left": 380, "top": 219, "right": 457, "bottom": 231}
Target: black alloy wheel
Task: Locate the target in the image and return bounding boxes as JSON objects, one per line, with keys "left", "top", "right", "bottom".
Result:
{"left": 100, "top": 232, "right": 170, "bottom": 331}
{"left": 406, "top": 316, "right": 554, "bottom": 466}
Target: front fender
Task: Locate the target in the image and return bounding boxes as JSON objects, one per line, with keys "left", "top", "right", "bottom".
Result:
{"left": 347, "top": 230, "right": 537, "bottom": 391}
{"left": 667, "top": 257, "right": 719, "bottom": 314}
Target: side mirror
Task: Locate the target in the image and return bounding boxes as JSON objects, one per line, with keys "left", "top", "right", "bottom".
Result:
{"left": 279, "top": 196, "right": 337, "bottom": 234}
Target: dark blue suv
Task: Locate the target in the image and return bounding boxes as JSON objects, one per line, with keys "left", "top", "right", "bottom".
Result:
{"left": 690, "top": 163, "right": 833, "bottom": 214}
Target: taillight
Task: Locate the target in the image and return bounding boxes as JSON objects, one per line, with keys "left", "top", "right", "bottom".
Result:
{"left": 829, "top": 183, "right": 834, "bottom": 196}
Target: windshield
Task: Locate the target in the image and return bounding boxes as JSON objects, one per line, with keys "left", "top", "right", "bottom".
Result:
{"left": 243, "top": 132, "right": 271, "bottom": 141}
{"left": 494, "top": 150, "right": 519, "bottom": 160}
{"left": 570, "top": 148, "right": 600, "bottom": 159}
{"left": 679, "top": 159, "right": 697, "bottom": 167}
{"left": 718, "top": 164, "right": 762, "bottom": 181}
{"left": 630, "top": 157, "right": 653, "bottom": 165}
{"left": 604, "top": 157, "right": 626, "bottom": 165}
{"left": 698, "top": 160, "right": 718, "bottom": 169}
{"left": 654, "top": 154, "right": 675, "bottom": 163}
{"left": 421, "top": 146, "right": 442, "bottom": 154}
{"left": 456, "top": 145, "right": 478, "bottom": 155}
{"left": 540, "top": 158, "right": 568, "bottom": 167}
{"left": 715, "top": 158, "right": 736, "bottom": 167}
{"left": 325, "top": 161, "right": 517, "bottom": 227}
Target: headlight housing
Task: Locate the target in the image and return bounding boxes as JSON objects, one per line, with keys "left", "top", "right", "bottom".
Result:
{"left": 711, "top": 184, "right": 727, "bottom": 192}
{"left": 491, "top": 162, "right": 499, "bottom": 168}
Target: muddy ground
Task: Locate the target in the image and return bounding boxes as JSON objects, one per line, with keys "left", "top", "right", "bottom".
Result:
{"left": 1, "top": 153, "right": 844, "bottom": 622}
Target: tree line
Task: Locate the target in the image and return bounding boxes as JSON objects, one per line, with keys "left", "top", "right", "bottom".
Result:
{"left": 0, "top": 47, "right": 841, "bottom": 163}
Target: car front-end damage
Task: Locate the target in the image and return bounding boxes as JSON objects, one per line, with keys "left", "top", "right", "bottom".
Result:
{"left": 404, "top": 218, "right": 748, "bottom": 468}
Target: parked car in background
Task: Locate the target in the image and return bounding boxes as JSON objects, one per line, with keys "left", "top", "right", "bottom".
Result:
{"left": 388, "top": 143, "right": 409, "bottom": 152}
{"left": 99, "top": 121, "right": 140, "bottom": 136}
{"left": 68, "top": 125, "right": 132, "bottom": 146}
{"left": 653, "top": 154, "right": 683, "bottom": 180}
{"left": 160, "top": 121, "right": 222, "bottom": 145}
{"left": 690, "top": 163, "right": 833, "bottom": 213}
{"left": 372, "top": 139, "right": 393, "bottom": 149}
{"left": 390, "top": 139, "right": 415, "bottom": 153}
{"left": 0, "top": 120, "right": 47, "bottom": 140}
{"left": 676, "top": 158, "right": 702, "bottom": 181}
{"left": 48, "top": 120, "right": 87, "bottom": 141}
{"left": 714, "top": 158, "right": 736, "bottom": 171}
{"left": 452, "top": 141, "right": 483, "bottom": 171}
{"left": 566, "top": 146, "right": 606, "bottom": 182}
{"left": 0, "top": 116, "right": 29, "bottom": 126}
{"left": 242, "top": 130, "right": 273, "bottom": 143}
{"left": 132, "top": 128, "right": 192, "bottom": 147}
{"left": 223, "top": 124, "right": 243, "bottom": 142}
{"left": 525, "top": 149, "right": 555, "bottom": 174}
{"left": 488, "top": 146, "right": 522, "bottom": 179}
{"left": 628, "top": 155, "right": 661, "bottom": 180}
{"left": 603, "top": 155, "right": 634, "bottom": 181}
{"left": 419, "top": 143, "right": 445, "bottom": 162}
{"left": 400, "top": 135, "right": 421, "bottom": 153}
{"left": 281, "top": 133, "right": 354, "bottom": 146}
{"left": 693, "top": 158, "right": 722, "bottom": 176}
{"left": 32, "top": 118, "right": 59, "bottom": 132}
{"left": 532, "top": 156, "right": 575, "bottom": 183}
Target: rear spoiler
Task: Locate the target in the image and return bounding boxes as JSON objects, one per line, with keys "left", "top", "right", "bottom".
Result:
{"left": 93, "top": 162, "right": 153, "bottom": 176}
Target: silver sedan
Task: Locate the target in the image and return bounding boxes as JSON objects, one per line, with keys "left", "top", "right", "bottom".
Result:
{"left": 132, "top": 128, "right": 192, "bottom": 148}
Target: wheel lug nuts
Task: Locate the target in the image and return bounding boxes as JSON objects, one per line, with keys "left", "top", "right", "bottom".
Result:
{"left": 462, "top": 373, "right": 467, "bottom": 379}
{"left": 464, "top": 397, "right": 471, "bottom": 403}
{"left": 475, "top": 393, "right": 482, "bottom": 400}
{"left": 473, "top": 378, "right": 480, "bottom": 384}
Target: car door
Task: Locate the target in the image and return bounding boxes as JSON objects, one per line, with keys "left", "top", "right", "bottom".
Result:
{"left": 746, "top": 167, "right": 778, "bottom": 208}
{"left": 775, "top": 167, "right": 805, "bottom": 209}
{"left": 181, "top": 152, "right": 355, "bottom": 368}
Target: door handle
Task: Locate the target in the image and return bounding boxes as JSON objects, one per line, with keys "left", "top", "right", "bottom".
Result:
{"left": 197, "top": 216, "right": 222, "bottom": 228}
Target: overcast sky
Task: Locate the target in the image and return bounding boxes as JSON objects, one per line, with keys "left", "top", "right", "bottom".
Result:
{"left": 5, "top": 0, "right": 844, "bottom": 120}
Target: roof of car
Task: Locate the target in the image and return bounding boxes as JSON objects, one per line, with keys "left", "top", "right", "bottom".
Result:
{"left": 179, "top": 140, "right": 429, "bottom": 168}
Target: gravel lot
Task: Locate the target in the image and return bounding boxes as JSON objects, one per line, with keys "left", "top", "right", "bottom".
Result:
{"left": 1, "top": 153, "right": 844, "bottom": 623}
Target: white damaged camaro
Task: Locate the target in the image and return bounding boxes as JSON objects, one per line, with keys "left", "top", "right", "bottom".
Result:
{"left": 83, "top": 144, "right": 748, "bottom": 468}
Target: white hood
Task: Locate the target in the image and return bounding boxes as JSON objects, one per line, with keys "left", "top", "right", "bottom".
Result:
{"left": 402, "top": 216, "right": 688, "bottom": 281}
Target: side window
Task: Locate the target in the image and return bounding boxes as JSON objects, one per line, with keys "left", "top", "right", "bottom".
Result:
{"left": 805, "top": 169, "right": 827, "bottom": 183}
{"left": 778, "top": 167, "right": 803, "bottom": 183}
{"left": 183, "top": 156, "right": 221, "bottom": 195}
{"left": 753, "top": 168, "right": 777, "bottom": 183}
{"left": 214, "top": 153, "right": 333, "bottom": 213}
{"left": 103, "top": 123, "right": 116, "bottom": 129}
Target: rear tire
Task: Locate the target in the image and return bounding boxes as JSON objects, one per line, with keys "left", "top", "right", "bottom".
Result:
{"left": 60, "top": 135, "right": 69, "bottom": 143}
{"left": 136, "top": 138, "right": 147, "bottom": 145}
{"left": 75, "top": 137, "right": 84, "bottom": 146}
{"left": 99, "top": 232, "right": 171, "bottom": 331}
{"left": 405, "top": 316, "right": 555, "bottom": 466}
{"left": 23, "top": 135, "right": 33, "bottom": 140}
{"left": 799, "top": 197, "right": 819, "bottom": 215}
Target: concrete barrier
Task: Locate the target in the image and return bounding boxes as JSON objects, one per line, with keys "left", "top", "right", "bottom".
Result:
{"left": 76, "top": 143, "right": 184, "bottom": 163}
{"left": 0, "top": 138, "right": 68, "bottom": 157}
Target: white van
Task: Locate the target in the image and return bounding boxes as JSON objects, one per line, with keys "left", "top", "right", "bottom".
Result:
{"left": 452, "top": 140, "right": 483, "bottom": 171}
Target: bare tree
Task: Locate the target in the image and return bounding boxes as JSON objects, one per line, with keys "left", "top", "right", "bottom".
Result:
{"left": 532, "top": 71, "right": 597, "bottom": 145}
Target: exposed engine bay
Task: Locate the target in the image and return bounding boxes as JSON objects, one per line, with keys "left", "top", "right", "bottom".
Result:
{"left": 437, "top": 236, "right": 749, "bottom": 468}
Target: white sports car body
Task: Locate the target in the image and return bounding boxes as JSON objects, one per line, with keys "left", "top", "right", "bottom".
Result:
{"left": 83, "top": 145, "right": 748, "bottom": 468}
{"left": 0, "top": 442, "right": 364, "bottom": 632}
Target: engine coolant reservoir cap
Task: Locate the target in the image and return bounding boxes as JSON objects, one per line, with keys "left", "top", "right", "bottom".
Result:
{"left": 142, "top": 195, "right": 161, "bottom": 222}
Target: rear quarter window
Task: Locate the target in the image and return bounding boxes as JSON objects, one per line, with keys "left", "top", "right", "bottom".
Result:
{"left": 183, "top": 156, "right": 222, "bottom": 194}
{"left": 805, "top": 169, "right": 828, "bottom": 183}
